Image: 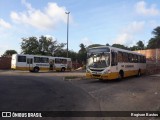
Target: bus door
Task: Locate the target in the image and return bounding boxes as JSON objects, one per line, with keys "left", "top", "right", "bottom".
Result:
{"left": 111, "top": 51, "right": 118, "bottom": 72}
{"left": 27, "top": 58, "right": 33, "bottom": 71}
{"left": 49, "top": 59, "right": 54, "bottom": 70}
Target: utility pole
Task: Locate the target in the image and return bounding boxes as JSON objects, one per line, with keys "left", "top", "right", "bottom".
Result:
{"left": 65, "top": 12, "right": 70, "bottom": 57}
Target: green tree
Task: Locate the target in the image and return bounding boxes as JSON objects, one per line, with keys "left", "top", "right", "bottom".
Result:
{"left": 38, "top": 36, "right": 65, "bottom": 56}
{"left": 147, "top": 26, "right": 160, "bottom": 49}
{"left": 152, "top": 26, "right": 160, "bottom": 37}
{"left": 68, "top": 50, "right": 77, "bottom": 61}
{"left": 106, "top": 43, "right": 110, "bottom": 46}
{"left": 87, "top": 44, "right": 103, "bottom": 49}
{"left": 54, "top": 49, "right": 78, "bottom": 61}
{"left": 21, "top": 36, "right": 39, "bottom": 54}
{"left": 112, "top": 44, "right": 129, "bottom": 50}
{"left": 21, "top": 36, "right": 65, "bottom": 55}
{"left": 147, "top": 38, "right": 157, "bottom": 49}
{"left": 130, "top": 46, "right": 139, "bottom": 51}
{"left": 136, "top": 40, "right": 144, "bottom": 50}
{"left": 77, "top": 43, "right": 87, "bottom": 64}
{"left": 2, "top": 50, "right": 17, "bottom": 57}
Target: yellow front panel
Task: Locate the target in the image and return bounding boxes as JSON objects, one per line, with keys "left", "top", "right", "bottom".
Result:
{"left": 107, "top": 72, "right": 119, "bottom": 79}
{"left": 86, "top": 72, "right": 118, "bottom": 80}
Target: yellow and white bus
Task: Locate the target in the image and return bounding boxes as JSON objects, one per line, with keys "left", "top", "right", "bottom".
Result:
{"left": 86, "top": 46, "right": 146, "bottom": 80}
{"left": 11, "top": 54, "right": 72, "bottom": 72}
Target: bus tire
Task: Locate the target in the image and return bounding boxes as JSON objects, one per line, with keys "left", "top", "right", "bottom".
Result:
{"left": 119, "top": 70, "right": 124, "bottom": 80}
{"left": 137, "top": 69, "right": 141, "bottom": 77}
{"left": 61, "top": 67, "right": 65, "bottom": 72}
{"left": 34, "top": 67, "right": 39, "bottom": 72}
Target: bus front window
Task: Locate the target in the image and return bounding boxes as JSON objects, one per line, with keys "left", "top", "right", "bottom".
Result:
{"left": 87, "top": 53, "right": 110, "bottom": 68}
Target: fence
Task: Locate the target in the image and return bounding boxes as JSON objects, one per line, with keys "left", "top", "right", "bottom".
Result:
{"left": 72, "top": 61, "right": 83, "bottom": 69}
{"left": 0, "top": 57, "right": 11, "bottom": 69}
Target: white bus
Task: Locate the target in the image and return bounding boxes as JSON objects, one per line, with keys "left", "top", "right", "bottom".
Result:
{"left": 11, "top": 54, "right": 72, "bottom": 72}
{"left": 86, "top": 46, "right": 146, "bottom": 80}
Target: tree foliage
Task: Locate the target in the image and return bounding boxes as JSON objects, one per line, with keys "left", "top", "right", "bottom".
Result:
{"left": 112, "top": 44, "right": 129, "bottom": 50}
{"left": 130, "top": 41, "right": 145, "bottom": 50}
{"left": 77, "top": 43, "right": 87, "bottom": 64}
{"left": 136, "top": 41, "right": 144, "bottom": 50}
{"left": 21, "top": 36, "right": 65, "bottom": 56}
{"left": 21, "top": 37, "right": 39, "bottom": 54}
{"left": 152, "top": 26, "right": 160, "bottom": 37}
{"left": 147, "top": 26, "right": 160, "bottom": 49}
{"left": 2, "top": 50, "right": 17, "bottom": 57}
{"left": 87, "top": 44, "right": 103, "bottom": 49}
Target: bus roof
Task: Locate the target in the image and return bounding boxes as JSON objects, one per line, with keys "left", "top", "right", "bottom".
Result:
{"left": 12, "top": 54, "right": 71, "bottom": 59}
{"left": 88, "top": 46, "right": 145, "bottom": 56}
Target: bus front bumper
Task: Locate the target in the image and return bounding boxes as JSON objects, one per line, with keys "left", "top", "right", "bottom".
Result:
{"left": 86, "top": 72, "right": 109, "bottom": 80}
{"left": 86, "top": 72, "right": 119, "bottom": 80}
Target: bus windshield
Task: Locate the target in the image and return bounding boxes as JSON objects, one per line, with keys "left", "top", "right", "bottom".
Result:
{"left": 87, "top": 53, "right": 110, "bottom": 68}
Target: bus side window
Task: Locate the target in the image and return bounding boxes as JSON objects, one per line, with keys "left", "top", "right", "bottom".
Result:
{"left": 138, "top": 55, "right": 141, "bottom": 63}
{"left": 140, "top": 56, "right": 143, "bottom": 63}
{"left": 118, "top": 52, "right": 123, "bottom": 62}
{"left": 144, "top": 56, "right": 146, "bottom": 63}
{"left": 111, "top": 52, "right": 117, "bottom": 66}
{"left": 128, "top": 54, "right": 131, "bottom": 62}
{"left": 18, "top": 56, "right": 26, "bottom": 62}
{"left": 135, "top": 55, "right": 138, "bottom": 63}
{"left": 34, "top": 57, "right": 40, "bottom": 63}
{"left": 123, "top": 52, "right": 128, "bottom": 62}
{"left": 55, "top": 58, "right": 60, "bottom": 64}
{"left": 41, "top": 57, "right": 49, "bottom": 63}
{"left": 61, "top": 59, "right": 66, "bottom": 64}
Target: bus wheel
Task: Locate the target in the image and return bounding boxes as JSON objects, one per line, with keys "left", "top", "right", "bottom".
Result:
{"left": 34, "top": 67, "right": 39, "bottom": 72}
{"left": 61, "top": 67, "right": 65, "bottom": 72}
{"left": 119, "top": 70, "right": 124, "bottom": 80}
{"left": 137, "top": 69, "right": 141, "bottom": 77}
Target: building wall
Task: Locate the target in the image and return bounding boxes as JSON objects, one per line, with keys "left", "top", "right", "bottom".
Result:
{"left": 135, "top": 49, "right": 160, "bottom": 74}
{"left": 0, "top": 57, "right": 11, "bottom": 69}
{"left": 135, "top": 49, "right": 160, "bottom": 63}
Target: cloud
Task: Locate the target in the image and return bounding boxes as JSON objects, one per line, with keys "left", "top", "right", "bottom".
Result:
{"left": 81, "top": 37, "right": 93, "bottom": 46}
{"left": 0, "top": 19, "right": 12, "bottom": 29}
{"left": 45, "top": 35, "right": 57, "bottom": 41}
{"left": 135, "top": 1, "right": 159, "bottom": 16}
{"left": 114, "top": 33, "right": 133, "bottom": 45}
{"left": 10, "top": 0, "right": 69, "bottom": 30}
{"left": 123, "top": 21, "right": 145, "bottom": 33}
{"left": 114, "top": 21, "right": 145, "bottom": 46}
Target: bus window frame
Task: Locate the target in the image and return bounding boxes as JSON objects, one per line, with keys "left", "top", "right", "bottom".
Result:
{"left": 18, "top": 55, "right": 26, "bottom": 62}
{"left": 111, "top": 51, "right": 118, "bottom": 66}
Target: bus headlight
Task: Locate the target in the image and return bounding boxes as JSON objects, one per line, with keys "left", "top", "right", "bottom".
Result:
{"left": 103, "top": 70, "right": 111, "bottom": 74}
{"left": 86, "top": 69, "right": 91, "bottom": 73}
{"left": 103, "top": 70, "right": 108, "bottom": 74}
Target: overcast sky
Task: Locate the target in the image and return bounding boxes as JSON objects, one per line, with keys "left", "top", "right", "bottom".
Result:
{"left": 0, "top": 0, "right": 160, "bottom": 55}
